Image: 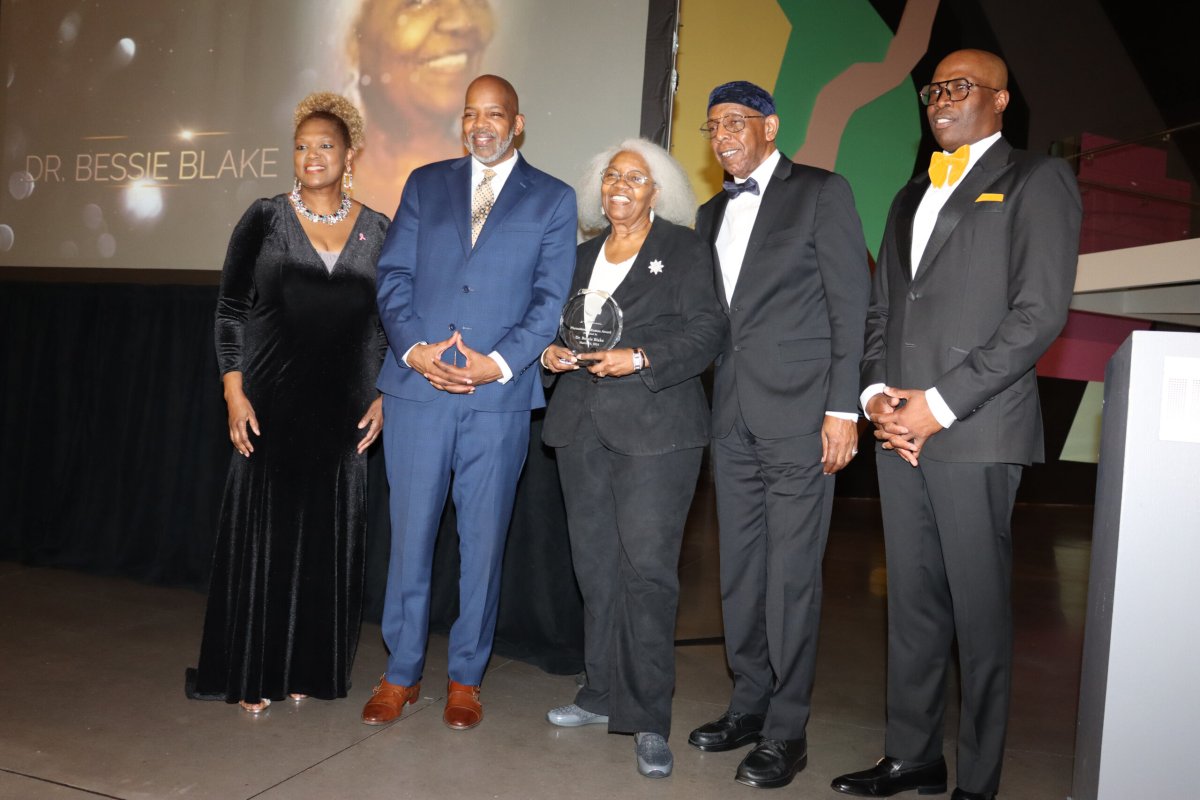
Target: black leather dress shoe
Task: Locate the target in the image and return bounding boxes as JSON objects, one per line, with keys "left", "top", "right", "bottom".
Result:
{"left": 952, "top": 789, "right": 995, "bottom": 800}
{"left": 687, "top": 711, "right": 764, "bottom": 752}
{"left": 831, "top": 755, "right": 948, "bottom": 796}
{"left": 735, "top": 738, "right": 807, "bottom": 789}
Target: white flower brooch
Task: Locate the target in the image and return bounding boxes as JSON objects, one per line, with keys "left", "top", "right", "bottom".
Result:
{"left": 648, "top": 259, "right": 664, "bottom": 275}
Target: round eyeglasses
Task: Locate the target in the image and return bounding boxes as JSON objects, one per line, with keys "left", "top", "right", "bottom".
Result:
{"left": 918, "top": 78, "right": 1002, "bottom": 106}
{"left": 699, "top": 114, "right": 765, "bottom": 139}
{"left": 601, "top": 169, "right": 653, "bottom": 187}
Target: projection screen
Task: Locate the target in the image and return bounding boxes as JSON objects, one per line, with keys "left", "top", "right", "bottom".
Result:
{"left": 0, "top": 0, "right": 665, "bottom": 270}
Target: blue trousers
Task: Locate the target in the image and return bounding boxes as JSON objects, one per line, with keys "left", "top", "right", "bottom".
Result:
{"left": 380, "top": 394, "right": 529, "bottom": 686}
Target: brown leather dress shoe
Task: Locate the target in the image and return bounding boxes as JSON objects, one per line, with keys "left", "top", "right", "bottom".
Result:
{"left": 361, "top": 675, "right": 421, "bottom": 725}
{"left": 443, "top": 680, "right": 482, "bottom": 730}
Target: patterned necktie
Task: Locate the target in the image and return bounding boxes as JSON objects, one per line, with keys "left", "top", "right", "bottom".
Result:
{"left": 471, "top": 168, "right": 496, "bottom": 245}
{"left": 928, "top": 144, "right": 970, "bottom": 188}
{"left": 723, "top": 176, "right": 760, "bottom": 199}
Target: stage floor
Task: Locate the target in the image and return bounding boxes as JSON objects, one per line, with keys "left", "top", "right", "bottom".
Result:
{"left": 0, "top": 497, "right": 1091, "bottom": 799}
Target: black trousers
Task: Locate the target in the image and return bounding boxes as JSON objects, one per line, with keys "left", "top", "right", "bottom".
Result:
{"left": 712, "top": 410, "right": 835, "bottom": 740}
{"left": 554, "top": 423, "right": 703, "bottom": 739}
{"left": 877, "top": 453, "right": 1023, "bottom": 796}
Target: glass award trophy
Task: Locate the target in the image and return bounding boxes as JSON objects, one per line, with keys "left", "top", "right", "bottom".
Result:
{"left": 558, "top": 288, "right": 623, "bottom": 365}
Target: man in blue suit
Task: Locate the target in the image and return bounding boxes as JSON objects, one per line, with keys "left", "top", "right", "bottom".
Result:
{"left": 362, "top": 75, "right": 576, "bottom": 730}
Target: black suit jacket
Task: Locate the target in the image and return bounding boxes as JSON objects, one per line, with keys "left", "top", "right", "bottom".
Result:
{"left": 542, "top": 217, "right": 727, "bottom": 455}
{"left": 697, "top": 154, "right": 871, "bottom": 440}
{"left": 861, "top": 137, "right": 1082, "bottom": 464}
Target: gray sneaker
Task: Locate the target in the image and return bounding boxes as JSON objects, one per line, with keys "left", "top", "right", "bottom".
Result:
{"left": 634, "top": 732, "right": 673, "bottom": 778}
{"left": 546, "top": 703, "right": 609, "bottom": 727}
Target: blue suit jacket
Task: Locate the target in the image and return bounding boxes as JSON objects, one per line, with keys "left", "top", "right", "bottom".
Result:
{"left": 376, "top": 153, "right": 577, "bottom": 411}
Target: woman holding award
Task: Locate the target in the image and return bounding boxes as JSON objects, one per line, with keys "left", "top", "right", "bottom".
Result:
{"left": 541, "top": 139, "right": 726, "bottom": 778}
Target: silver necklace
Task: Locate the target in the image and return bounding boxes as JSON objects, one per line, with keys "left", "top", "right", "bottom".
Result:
{"left": 290, "top": 188, "right": 351, "bottom": 225}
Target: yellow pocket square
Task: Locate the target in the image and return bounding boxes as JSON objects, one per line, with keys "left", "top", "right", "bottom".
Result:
{"left": 975, "top": 193, "right": 1004, "bottom": 203}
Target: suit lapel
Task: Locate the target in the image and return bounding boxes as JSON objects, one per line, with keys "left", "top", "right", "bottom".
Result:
{"left": 915, "top": 139, "right": 1014, "bottom": 280}
{"left": 736, "top": 155, "right": 792, "bottom": 288}
{"left": 445, "top": 156, "right": 473, "bottom": 258}
{"left": 610, "top": 217, "right": 665, "bottom": 308}
{"left": 701, "top": 197, "right": 731, "bottom": 309}
{"left": 571, "top": 231, "right": 605, "bottom": 296}
{"left": 471, "top": 153, "right": 531, "bottom": 253}
{"left": 894, "top": 180, "right": 925, "bottom": 284}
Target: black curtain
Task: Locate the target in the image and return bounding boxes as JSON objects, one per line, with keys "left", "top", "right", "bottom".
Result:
{"left": 639, "top": 0, "right": 679, "bottom": 146}
{"left": 0, "top": 280, "right": 584, "bottom": 675}
{"left": 0, "top": 281, "right": 228, "bottom": 585}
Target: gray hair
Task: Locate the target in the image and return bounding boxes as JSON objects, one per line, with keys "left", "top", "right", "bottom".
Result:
{"left": 575, "top": 138, "right": 697, "bottom": 235}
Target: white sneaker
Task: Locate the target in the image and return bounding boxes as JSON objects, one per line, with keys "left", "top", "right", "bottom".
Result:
{"left": 546, "top": 703, "right": 609, "bottom": 727}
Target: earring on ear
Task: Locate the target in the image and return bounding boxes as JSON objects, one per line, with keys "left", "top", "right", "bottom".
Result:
{"left": 343, "top": 169, "right": 354, "bottom": 194}
{"left": 293, "top": 176, "right": 301, "bottom": 193}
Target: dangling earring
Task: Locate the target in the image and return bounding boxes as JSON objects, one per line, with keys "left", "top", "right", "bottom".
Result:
{"left": 293, "top": 176, "right": 301, "bottom": 193}
{"left": 342, "top": 169, "right": 354, "bottom": 194}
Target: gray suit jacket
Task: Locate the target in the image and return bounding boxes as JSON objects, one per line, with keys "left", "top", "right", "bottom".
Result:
{"left": 542, "top": 217, "right": 727, "bottom": 455}
{"left": 861, "top": 137, "right": 1082, "bottom": 464}
{"left": 697, "top": 154, "right": 871, "bottom": 440}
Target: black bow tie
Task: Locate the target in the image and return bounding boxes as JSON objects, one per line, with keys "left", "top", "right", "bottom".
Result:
{"left": 723, "top": 177, "right": 760, "bottom": 199}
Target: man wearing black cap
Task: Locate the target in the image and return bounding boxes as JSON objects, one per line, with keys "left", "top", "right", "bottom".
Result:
{"left": 688, "top": 81, "right": 870, "bottom": 789}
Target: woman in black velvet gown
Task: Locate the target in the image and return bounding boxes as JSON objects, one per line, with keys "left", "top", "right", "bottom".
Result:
{"left": 186, "top": 93, "right": 390, "bottom": 712}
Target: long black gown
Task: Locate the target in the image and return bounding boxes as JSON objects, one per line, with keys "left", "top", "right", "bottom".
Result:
{"left": 187, "top": 195, "right": 390, "bottom": 703}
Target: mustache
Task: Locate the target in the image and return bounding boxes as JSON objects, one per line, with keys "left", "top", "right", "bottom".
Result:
{"left": 464, "top": 126, "right": 516, "bottom": 164}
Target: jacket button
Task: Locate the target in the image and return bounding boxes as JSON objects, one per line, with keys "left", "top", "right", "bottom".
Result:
{"left": 734, "top": 345, "right": 743, "bottom": 352}
{"left": 907, "top": 291, "right": 919, "bottom": 301}
{"left": 462, "top": 285, "right": 471, "bottom": 293}
{"left": 448, "top": 323, "right": 456, "bottom": 331}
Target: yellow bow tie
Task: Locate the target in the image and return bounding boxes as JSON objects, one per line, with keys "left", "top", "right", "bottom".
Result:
{"left": 929, "top": 144, "right": 970, "bottom": 188}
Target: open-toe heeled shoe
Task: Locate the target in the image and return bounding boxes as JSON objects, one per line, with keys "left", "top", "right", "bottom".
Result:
{"left": 238, "top": 698, "right": 271, "bottom": 713}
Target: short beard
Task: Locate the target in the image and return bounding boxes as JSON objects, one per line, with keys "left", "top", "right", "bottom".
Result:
{"left": 465, "top": 127, "right": 516, "bottom": 164}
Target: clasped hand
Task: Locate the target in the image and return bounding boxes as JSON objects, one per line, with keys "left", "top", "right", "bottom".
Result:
{"left": 542, "top": 344, "right": 640, "bottom": 378}
{"left": 409, "top": 331, "right": 502, "bottom": 393}
{"left": 866, "top": 386, "right": 943, "bottom": 467}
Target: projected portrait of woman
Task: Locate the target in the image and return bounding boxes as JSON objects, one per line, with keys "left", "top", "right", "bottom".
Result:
{"left": 345, "top": 0, "right": 495, "bottom": 213}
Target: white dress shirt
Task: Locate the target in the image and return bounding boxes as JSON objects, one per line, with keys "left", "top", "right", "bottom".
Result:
{"left": 404, "top": 152, "right": 522, "bottom": 383}
{"left": 586, "top": 246, "right": 636, "bottom": 298}
{"left": 716, "top": 149, "right": 779, "bottom": 302}
{"left": 716, "top": 148, "right": 856, "bottom": 423}
{"left": 860, "top": 131, "right": 1003, "bottom": 427}
{"left": 470, "top": 150, "right": 518, "bottom": 201}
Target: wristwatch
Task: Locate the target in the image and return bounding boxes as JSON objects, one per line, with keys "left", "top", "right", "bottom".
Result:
{"left": 631, "top": 349, "right": 645, "bottom": 372}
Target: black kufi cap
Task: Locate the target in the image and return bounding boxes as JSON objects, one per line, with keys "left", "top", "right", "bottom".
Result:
{"left": 707, "top": 81, "right": 776, "bottom": 115}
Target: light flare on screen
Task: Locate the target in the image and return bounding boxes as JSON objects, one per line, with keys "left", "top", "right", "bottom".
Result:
{"left": 122, "top": 180, "right": 164, "bottom": 223}
{"left": 114, "top": 37, "right": 135, "bottom": 65}
{"left": 8, "top": 171, "right": 34, "bottom": 200}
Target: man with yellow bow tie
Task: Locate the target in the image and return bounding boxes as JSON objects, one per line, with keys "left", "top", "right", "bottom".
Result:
{"left": 830, "top": 50, "right": 1081, "bottom": 800}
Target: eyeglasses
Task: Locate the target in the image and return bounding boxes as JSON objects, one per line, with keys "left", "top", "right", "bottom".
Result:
{"left": 699, "top": 114, "right": 765, "bottom": 139}
{"left": 918, "top": 78, "right": 1001, "bottom": 106}
{"left": 600, "top": 168, "right": 653, "bottom": 187}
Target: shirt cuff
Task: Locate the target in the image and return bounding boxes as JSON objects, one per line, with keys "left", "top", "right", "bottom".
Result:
{"left": 825, "top": 411, "right": 859, "bottom": 422}
{"left": 489, "top": 351, "right": 512, "bottom": 384}
{"left": 926, "top": 387, "right": 957, "bottom": 429}
{"left": 860, "top": 383, "right": 887, "bottom": 420}
{"left": 401, "top": 342, "right": 426, "bottom": 367}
